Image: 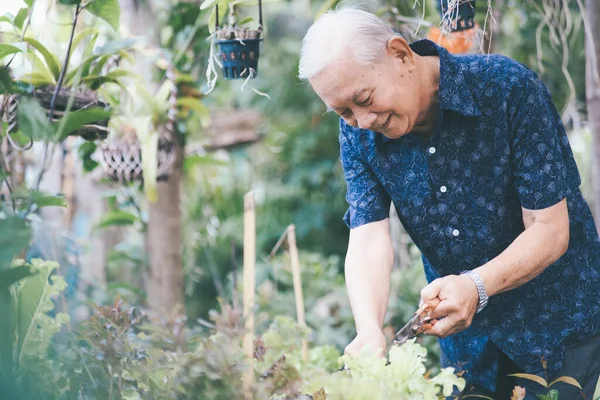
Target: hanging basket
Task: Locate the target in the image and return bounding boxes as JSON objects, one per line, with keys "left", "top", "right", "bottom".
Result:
{"left": 2, "top": 86, "right": 109, "bottom": 141}
{"left": 100, "top": 138, "right": 177, "bottom": 183}
{"left": 437, "top": 0, "right": 476, "bottom": 32}
{"left": 100, "top": 51, "right": 179, "bottom": 184}
{"left": 214, "top": 0, "right": 264, "bottom": 80}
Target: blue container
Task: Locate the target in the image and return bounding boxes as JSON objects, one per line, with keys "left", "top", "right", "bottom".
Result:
{"left": 437, "top": 0, "right": 476, "bottom": 32}
{"left": 217, "top": 38, "right": 263, "bottom": 80}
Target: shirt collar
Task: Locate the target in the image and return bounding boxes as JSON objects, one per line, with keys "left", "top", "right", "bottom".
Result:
{"left": 410, "top": 39, "right": 481, "bottom": 117}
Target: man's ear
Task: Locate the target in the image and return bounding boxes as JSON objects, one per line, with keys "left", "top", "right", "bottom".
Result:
{"left": 387, "top": 36, "right": 416, "bottom": 72}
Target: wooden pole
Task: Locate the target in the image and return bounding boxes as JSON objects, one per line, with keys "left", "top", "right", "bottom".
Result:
{"left": 287, "top": 224, "right": 309, "bottom": 363}
{"left": 243, "top": 192, "right": 256, "bottom": 398}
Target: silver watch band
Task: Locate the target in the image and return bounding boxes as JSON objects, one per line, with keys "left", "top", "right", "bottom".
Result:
{"left": 460, "top": 270, "right": 489, "bottom": 313}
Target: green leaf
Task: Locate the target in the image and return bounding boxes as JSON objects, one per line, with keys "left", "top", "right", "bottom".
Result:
{"left": 0, "top": 13, "right": 15, "bottom": 25}
{"left": 200, "top": 0, "right": 220, "bottom": 10}
{"left": 96, "top": 210, "right": 139, "bottom": 229}
{"left": 176, "top": 97, "right": 210, "bottom": 127}
{"left": 0, "top": 266, "right": 37, "bottom": 289}
{"left": 22, "top": 51, "right": 56, "bottom": 84}
{"left": 16, "top": 263, "right": 54, "bottom": 368}
{"left": 17, "top": 96, "right": 53, "bottom": 141}
{"left": 13, "top": 8, "right": 28, "bottom": 31}
{"left": 84, "top": 0, "right": 121, "bottom": 31}
{"left": 81, "top": 68, "right": 135, "bottom": 90}
{"left": 22, "top": 37, "right": 61, "bottom": 81}
{"left": 208, "top": 0, "right": 229, "bottom": 33}
{"left": 58, "top": 0, "right": 82, "bottom": 5}
{"left": 68, "top": 27, "right": 99, "bottom": 62}
{"left": 237, "top": 16, "right": 255, "bottom": 25}
{"left": 95, "top": 37, "right": 138, "bottom": 56}
{"left": 0, "top": 286, "right": 17, "bottom": 382}
{"left": 184, "top": 154, "right": 228, "bottom": 172}
{"left": 53, "top": 107, "right": 111, "bottom": 141}
{"left": 78, "top": 141, "right": 98, "bottom": 172}
{"left": 31, "top": 192, "right": 68, "bottom": 209}
{"left": 549, "top": 376, "right": 582, "bottom": 389}
{"left": 24, "top": 0, "right": 34, "bottom": 7}
{"left": 509, "top": 373, "right": 548, "bottom": 388}
{"left": 18, "top": 72, "right": 54, "bottom": 87}
{"left": 543, "top": 389, "right": 559, "bottom": 400}
{"left": 594, "top": 374, "right": 600, "bottom": 400}
{"left": 0, "top": 216, "right": 32, "bottom": 269}
{"left": 0, "top": 68, "right": 14, "bottom": 94}
{"left": 0, "top": 44, "right": 22, "bottom": 61}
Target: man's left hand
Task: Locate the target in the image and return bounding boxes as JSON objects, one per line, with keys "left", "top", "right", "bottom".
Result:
{"left": 420, "top": 274, "right": 480, "bottom": 338}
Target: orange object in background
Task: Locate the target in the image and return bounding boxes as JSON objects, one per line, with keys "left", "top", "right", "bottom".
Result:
{"left": 426, "top": 26, "right": 478, "bottom": 54}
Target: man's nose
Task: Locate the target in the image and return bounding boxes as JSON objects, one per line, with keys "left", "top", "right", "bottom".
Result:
{"left": 355, "top": 110, "right": 377, "bottom": 130}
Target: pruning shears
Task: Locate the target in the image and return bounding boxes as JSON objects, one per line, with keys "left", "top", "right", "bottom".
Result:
{"left": 393, "top": 297, "right": 441, "bottom": 346}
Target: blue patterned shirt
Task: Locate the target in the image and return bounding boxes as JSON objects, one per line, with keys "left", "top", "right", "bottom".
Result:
{"left": 339, "top": 39, "right": 600, "bottom": 391}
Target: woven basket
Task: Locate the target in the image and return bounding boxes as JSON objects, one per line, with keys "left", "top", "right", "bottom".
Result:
{"left": 100, "top": 139, "right": 177, "bottom": 183}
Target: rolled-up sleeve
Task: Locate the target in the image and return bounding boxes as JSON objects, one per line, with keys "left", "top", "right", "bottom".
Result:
{"left": 509, "top": 71, "right": 581, "bottom": 210}
{"left": 339, "top": 120, "right": 391, "bottom": 228}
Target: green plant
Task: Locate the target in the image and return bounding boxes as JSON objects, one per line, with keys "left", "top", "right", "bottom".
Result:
{"left": 0, "top": 259, "right": 70, "bottom": 400}
{"left": 508, "top": 370, "right": 582, "bottom": 400}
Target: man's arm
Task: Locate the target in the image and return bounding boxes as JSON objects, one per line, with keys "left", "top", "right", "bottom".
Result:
{"left": 475, "top": 198, "right": 570, "bottom": 296}
{"left": 344, "top": 218, "right": 394, "bottom": 355}
{"left": 423, "top": 199, "right": 570, "bottom": 338}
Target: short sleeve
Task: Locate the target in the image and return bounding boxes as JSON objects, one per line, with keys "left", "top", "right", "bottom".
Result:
{"left": 509, "top": 71, "right": 581, "bottom": 210}
{"left": 339, "top": 120, "right": 391, "bottom": 228}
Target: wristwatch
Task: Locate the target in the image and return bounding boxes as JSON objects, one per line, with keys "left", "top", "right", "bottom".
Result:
{"left": 460, "top": 270, "right": 489, "bottom": 313}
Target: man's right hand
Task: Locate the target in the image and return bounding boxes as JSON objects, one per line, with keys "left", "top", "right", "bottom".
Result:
{"left": 344, "top": 327, "right": 387, "bottom": 357}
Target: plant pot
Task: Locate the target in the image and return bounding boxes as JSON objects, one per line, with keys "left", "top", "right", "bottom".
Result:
{"left": 2, "top": 86, "right": 109, "bottom": 141}
{"left": 216, "top": 37, "right": 263, "bottom": 80}
{"left": 437, "top": 0, "right": 476, "bottom": 32}
{"left": 100, "top": 139, "right": 176, "bottom": 183}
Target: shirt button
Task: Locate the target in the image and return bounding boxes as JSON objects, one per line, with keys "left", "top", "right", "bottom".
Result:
{"left": 440, "top": 185, "right": 447, "bottom": 193}
{"left": 428, "top": 147, "right": 436, "bottom": 154}
{"left": 452, "top": 229, "right": 460, "bottom": 237}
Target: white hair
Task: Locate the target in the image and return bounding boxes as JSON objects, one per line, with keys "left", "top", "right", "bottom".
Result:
{"left": 298, "top": 7, "right": 398, "bottom": 80}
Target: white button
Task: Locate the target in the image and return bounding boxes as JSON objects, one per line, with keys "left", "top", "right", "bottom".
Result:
{"left": 428, "top": 147, "right": 436, "bottom": 154}
{"left": 440, "top": 186, "right": 447, "bottom": 193}
{"left": 452, "top": 229, "right": 460, "bottom": 237}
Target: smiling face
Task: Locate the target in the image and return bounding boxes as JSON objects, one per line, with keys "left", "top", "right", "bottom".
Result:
{"left": 309, "top": 37, "right": 434, "bottom": 139}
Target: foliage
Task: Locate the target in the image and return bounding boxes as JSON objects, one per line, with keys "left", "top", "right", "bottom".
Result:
{"left": 304, "top": 339, "right": 464, "bottom": 400}
{"left": 46, "top": 300, "right": 462, "bottom": 399}
{"left": 0, "top": 259, "right": 70, "bottom": 400}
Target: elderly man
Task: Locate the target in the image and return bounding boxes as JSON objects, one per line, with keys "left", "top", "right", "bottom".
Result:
{"left": 298, "top": 7, "right": 600, "bottom": 398}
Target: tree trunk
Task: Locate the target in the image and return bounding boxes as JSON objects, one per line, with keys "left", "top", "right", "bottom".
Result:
{"left": 120, "top": 0, "right": 185, "bottom": 312}
{"left": 146, "top": 139, "right": 184, "bottom": 312}
{"left": 587, "top": 0, "right": 600, "bottom": 231}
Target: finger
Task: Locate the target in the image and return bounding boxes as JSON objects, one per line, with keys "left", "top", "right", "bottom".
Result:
{"left": 344, "top": 342, "right": 358, "bottom": 356}
{"left": 420, "top": 278, "right": 445, "bottom": 304}
{"left": 427, "top": 299, "right": 456, "bottom": 320}
{"left": 424, "top": 316, "right": 458, "bottom": 338}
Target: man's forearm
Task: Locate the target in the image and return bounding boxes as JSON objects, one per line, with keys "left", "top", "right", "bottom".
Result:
{"left": 345, "top": 247, "right": 393, "bottom": 333}
{"left": 475, "top": 220, "right": 569, "bottom": 297}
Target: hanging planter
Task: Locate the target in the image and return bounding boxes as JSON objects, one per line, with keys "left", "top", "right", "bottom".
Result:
{"left": 99, "top": 53, "right": 179, "bottom": 184}
{"left": 436, "top": 0, "right": 476, "bottom": 32}
{"left": 100, "top": 137, "right": 177, "bottom": 183}
{"left": 214, "top": 0, "right": 264, "bottom": 80}
{"left": 2, "top": 86, "right": 110, "bottom": 141}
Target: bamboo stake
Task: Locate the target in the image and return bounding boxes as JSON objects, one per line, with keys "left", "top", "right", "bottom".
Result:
{"left": 287, "top": 224, "right": 309, "bottom": 363}
{"left": 242, "top": 192, "right": 256, "bottom": 399}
